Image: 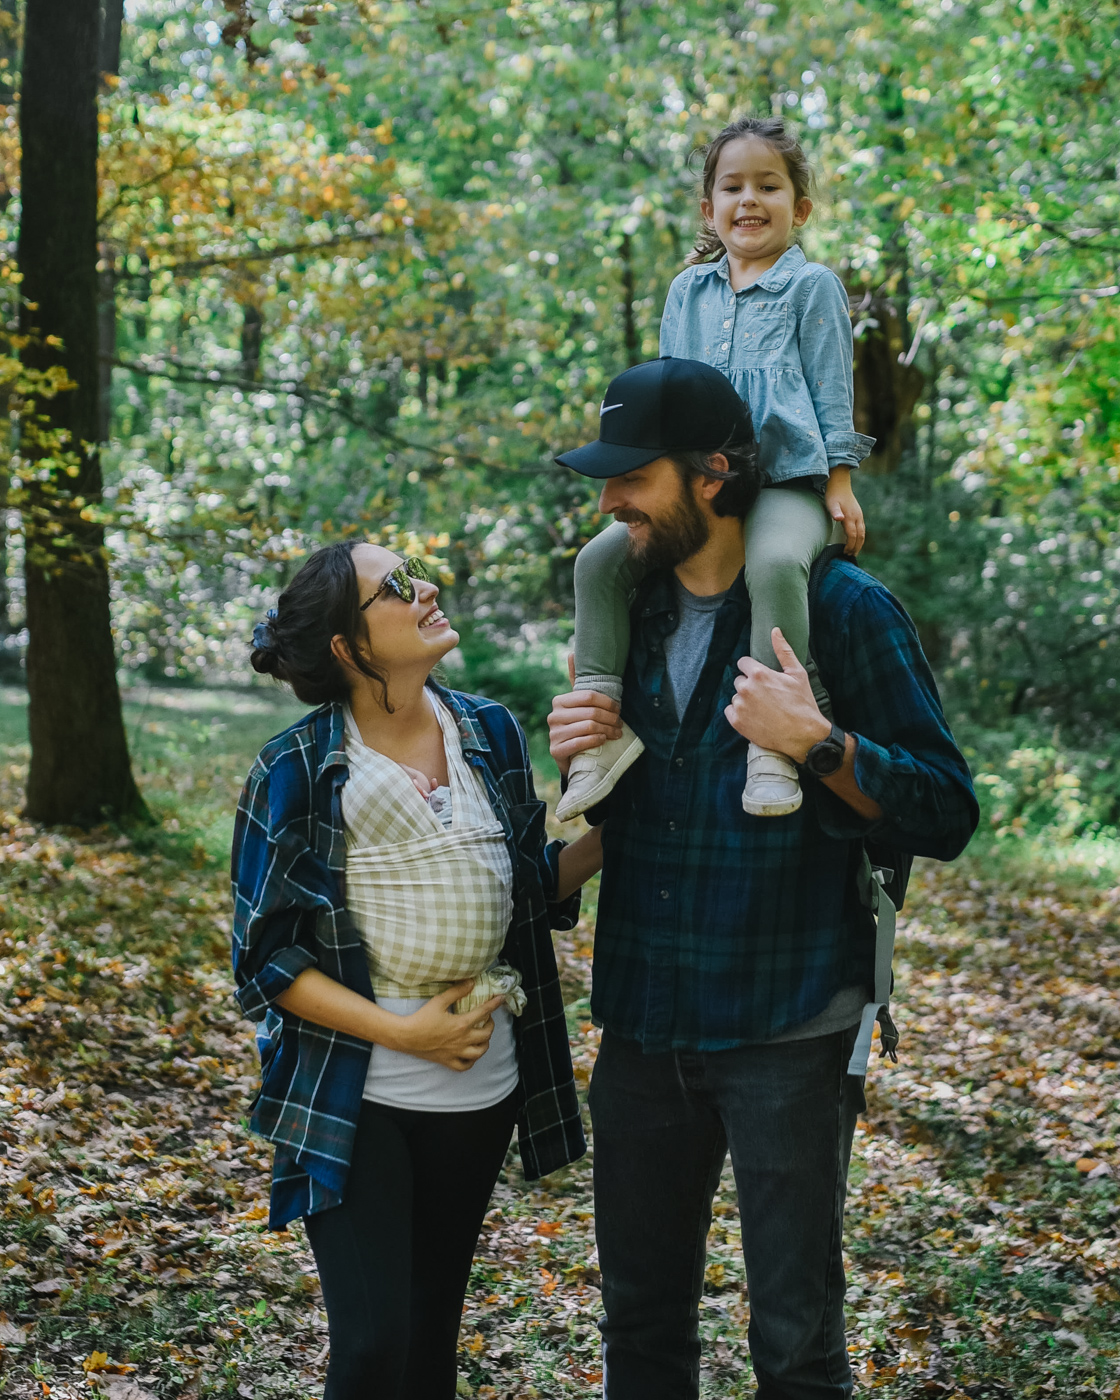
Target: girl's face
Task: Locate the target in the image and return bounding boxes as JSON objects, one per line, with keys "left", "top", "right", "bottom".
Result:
{"left": 337, "top": 543, "right": 459, "bottom": 686}
{"left": 701, "top": 136, "right": 811, "bottom": 267}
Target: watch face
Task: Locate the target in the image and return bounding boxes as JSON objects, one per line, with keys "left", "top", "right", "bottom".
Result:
{"left": 807, "top": 730, "right": 845, "bottom": 777}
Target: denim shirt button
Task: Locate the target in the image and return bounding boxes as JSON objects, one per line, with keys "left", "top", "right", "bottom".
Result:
{"left": 659, "top": 889, "right": 670, "bottom": 899}
{"left": 674, "top": 757, "right": 684, "bottom": 768}
{"left": 668, "top": 820, "right": 677, "bottom": 831}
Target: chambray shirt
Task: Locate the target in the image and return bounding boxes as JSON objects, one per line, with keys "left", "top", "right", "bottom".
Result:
{"left": 659, "top": 245, "right": 876, "bottom": 483}
{"left": 231, "top": 685, "right": 585, "bottom": 1230}
{"left": 588, "top": 559, "right": 978, "bottom": 1051}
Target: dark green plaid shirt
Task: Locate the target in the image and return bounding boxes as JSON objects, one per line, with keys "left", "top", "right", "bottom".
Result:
{"left": 590, "top": 560, "right": 978, "bottom": 1051}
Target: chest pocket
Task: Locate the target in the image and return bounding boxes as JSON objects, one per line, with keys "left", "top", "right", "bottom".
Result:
{"left": 733, "top": 302, "right": 790, "bottom": 369}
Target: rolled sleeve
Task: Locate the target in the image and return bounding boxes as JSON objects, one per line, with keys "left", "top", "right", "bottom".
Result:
{"left": 236, "top": 940, "right": 317, "bottom": 1021}
{"left": 541, "top": 838, "right": 582, "bottom": 930}
{"left": 823, "top": 428, "right": 877, "bottom": 469}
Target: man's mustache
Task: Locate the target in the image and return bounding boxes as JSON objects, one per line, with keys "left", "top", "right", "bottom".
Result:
{"left": 614, "top": 510, "right": 651, "bottom": 526}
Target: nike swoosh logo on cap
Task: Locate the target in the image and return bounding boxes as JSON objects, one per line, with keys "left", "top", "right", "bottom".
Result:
{"left": 600, "top": 402, "right": 623, "bottom": 416}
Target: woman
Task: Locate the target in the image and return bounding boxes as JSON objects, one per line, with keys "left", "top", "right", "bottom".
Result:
{"left": 231, "top": 540, "right": 601, "bottom": 1399}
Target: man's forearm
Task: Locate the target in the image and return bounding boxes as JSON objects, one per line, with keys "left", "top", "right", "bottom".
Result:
{"left": 819, "top": 733, "right": 882, "bottom": 821}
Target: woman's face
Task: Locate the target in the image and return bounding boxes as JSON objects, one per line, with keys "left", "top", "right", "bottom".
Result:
{"left": 342, "top": 543, "right": 459, "bottom": 683}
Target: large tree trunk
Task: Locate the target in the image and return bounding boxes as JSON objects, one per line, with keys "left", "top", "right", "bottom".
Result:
{"left": 19, "top": 0, "right": 144, "bottom": 825}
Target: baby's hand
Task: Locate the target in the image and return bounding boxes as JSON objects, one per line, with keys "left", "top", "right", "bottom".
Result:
{"left": 398, "top": 763, "right": 437, "bottom": 797}
{"left": 825, "top": 467, "right": 865, "bottom": 557}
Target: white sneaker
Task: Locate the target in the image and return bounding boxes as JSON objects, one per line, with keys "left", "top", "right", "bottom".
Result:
{"left": 742, "top": 742, "right": 803, "bottom": 817}
{"left": 556, "top": 722, "right": 645, "bottom": 822}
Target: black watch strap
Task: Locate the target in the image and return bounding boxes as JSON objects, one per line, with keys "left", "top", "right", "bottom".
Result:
{"left": 804, "top": 722, "right": 846, "bottom": 777}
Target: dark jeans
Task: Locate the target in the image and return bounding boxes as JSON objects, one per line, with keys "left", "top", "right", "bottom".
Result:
{"left": 588, "top": 1026, "right": 864, "bottom": 1400}
{"left": 304, "top": 1092, "right": 517, "bottom": 1400}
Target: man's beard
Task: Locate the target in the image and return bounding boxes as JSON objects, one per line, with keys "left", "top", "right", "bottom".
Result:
{"left": 617, "top": 476, "right": 710, "bottom": 572}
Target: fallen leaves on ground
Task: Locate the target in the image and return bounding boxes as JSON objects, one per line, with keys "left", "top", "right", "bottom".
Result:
{"left": 0, "top": 743, "right": 1116, "bottom": 1397}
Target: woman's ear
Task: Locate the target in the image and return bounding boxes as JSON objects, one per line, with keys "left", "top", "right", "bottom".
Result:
{"left": 330, "top": 633, "right": 354, "bottom": 672}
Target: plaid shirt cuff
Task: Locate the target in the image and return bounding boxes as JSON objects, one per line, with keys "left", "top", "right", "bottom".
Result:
{"left": 236, "top": 944, "right": 318, "bottom": 1021}
{"left": 541, "top": 839, "right": 581, "bottom": 931}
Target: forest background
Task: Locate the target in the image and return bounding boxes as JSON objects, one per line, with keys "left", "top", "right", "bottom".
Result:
{"left": 0, "top": 1, "right": 1118, "bottom": 1398}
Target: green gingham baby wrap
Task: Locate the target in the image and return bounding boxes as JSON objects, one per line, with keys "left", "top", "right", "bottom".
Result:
{"left": 341, "top": 696, "right": 524, "bottom": 1016}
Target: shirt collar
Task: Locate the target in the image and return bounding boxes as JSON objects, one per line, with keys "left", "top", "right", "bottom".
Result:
{"left": 430, "top": 681, "right": 493, "bottom": 758}
{"left": 316, "top": 701, "right": 348, "bottom": 780}
{"left": 694, "top": 243, "right": 806, "bottom": 292}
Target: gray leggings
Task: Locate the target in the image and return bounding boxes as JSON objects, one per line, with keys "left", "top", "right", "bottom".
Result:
{"left": 573, "top": 484, "right": 833, "bottom": 691}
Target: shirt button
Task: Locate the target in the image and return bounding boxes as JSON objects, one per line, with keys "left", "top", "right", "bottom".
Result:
{"left": 674, "top": 757, "right": 684, "bottom": 768}
{"left": 653, "top": 697, "right": 661, "bottom": 707}
{"left": 659, "top": 889, "right": 670, "bottom": 899}
{"left": 722, "top": 319, "right": 731, "bottom": 328}
{"left": 668, "top": 820, "right": 677, "bottom": 831}
{"left": 720, "top": 342, "right": 729, "bottom": 351}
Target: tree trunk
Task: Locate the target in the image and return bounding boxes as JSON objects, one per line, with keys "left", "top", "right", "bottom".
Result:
{"left": 98, "top": 0, "right": 125, "bottom": 437}
{"left": 20, "top": 0, "right": 144, "bottom": 825}
{"left": 619, "top": 231, "right": 639, "bottom": 367}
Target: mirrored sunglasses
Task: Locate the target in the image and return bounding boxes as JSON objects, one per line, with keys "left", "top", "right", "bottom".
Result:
{"left": 360, "top": 556, "right": 431, "bottom": 609}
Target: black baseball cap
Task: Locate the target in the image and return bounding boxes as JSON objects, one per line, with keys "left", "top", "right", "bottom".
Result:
{"left": 555, "top": 356, "right": 753, "bottom": 479}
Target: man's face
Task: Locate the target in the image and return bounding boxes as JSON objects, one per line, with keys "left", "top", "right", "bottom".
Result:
{"left": 598, "top": 455, "right": 709, "bottom": 571}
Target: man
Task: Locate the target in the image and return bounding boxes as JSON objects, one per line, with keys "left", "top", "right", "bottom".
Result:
{"left": 548, "top": 356, "right": 978, "bottom": 1400}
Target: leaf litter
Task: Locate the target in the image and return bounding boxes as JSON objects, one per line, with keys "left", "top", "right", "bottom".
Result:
{"left": 0, "top": 746, "right": 1116, "bottom": 1398}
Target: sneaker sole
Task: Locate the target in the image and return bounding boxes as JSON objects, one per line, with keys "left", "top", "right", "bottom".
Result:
{"left": 556, "top": 736, "right": 646, "bottom": 821}
{"left": 741, "top": 790, "right": 804, "bottom": 817}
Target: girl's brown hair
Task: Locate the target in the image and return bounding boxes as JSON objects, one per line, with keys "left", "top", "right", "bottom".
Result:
{"left": 687, "top": 115, "right": 815, "bottom": 265}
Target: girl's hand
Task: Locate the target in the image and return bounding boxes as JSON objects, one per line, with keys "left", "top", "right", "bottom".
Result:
{"left": 825, "top": 467, "right": 865, "bottom": 557}
{"left": 391, "top": 980, "right": 506, "bottom": 1072}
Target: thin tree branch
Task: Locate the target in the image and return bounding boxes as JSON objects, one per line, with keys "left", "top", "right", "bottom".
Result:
{"left": 120, "top": 230, "right": 388, "bottom": 280}
{"left": 109, "top": 353, "right": 524, "bottom": 474}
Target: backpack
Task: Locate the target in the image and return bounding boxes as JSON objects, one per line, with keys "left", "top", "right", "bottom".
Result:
{"left": 804, "top": 543, "right": 914, "bottom": 1072}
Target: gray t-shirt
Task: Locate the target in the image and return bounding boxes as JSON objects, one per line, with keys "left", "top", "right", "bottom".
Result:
{"left": 659, "top": 575, "right": 868, "bottom": 1043}
{"left": 663, "top": 577, "right": 727, "bottom": 721}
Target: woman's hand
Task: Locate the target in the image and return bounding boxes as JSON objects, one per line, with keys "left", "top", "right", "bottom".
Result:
{"left": 391, "top": 980, "right": 507, "bottom": 1072}
{"left": 825, "top": 467, "right": 865, "bottom": 557}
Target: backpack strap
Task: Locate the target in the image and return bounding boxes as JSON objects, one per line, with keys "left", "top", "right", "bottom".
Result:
{"left": 847, "top": 851, "right": 901, "bottom": 1076}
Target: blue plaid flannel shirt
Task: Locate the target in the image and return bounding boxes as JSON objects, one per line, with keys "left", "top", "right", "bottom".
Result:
{"left": 589, "top": 559, "right": 979, "bottom": 1051}
{"left": 231, "top": 684, "right": 586, "bottom": 1230}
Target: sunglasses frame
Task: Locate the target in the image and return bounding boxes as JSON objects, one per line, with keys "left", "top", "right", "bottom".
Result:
{"left": 359, "top": 555, "right": 432, "bottom": 610}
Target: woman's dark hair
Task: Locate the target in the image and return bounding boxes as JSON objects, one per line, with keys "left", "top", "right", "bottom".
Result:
{"left": 250, "top": 541, "right": 390, "bottom": 707}
{"left": 687, "top": 115, "right": 815, "bottom": 265}
{"left": 672, "top": 435, "right": 762, "bottom": 520}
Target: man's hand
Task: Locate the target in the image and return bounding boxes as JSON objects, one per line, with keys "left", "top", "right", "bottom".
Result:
{"left": 825, "top": 466, "right": 865, "bottom": 557}
{"left": 724, "top": 629, "right": 831, "bottom": 762}
{"left": 547, "top": 653, "right": 623, "bottom": 779}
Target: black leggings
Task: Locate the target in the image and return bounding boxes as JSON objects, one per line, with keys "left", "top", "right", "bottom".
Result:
{"left": 304, "top": 1092, "right": 518, "bottom": 1400}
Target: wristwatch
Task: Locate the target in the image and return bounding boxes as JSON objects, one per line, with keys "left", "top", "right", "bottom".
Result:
{"left": 803, "top": 722, "right": 847, "bottom": 778}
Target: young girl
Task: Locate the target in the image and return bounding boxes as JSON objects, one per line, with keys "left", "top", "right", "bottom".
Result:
{"left": 232, "top": 540, "right": 600, "bottom": 1399}
{"left": 556, "top": 115, "right": 874, "bottom": 822}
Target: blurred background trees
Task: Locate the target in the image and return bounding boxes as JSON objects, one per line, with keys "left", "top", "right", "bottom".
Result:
{"left": 2, "top": 0, "right": 1117, "bottom": 820}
